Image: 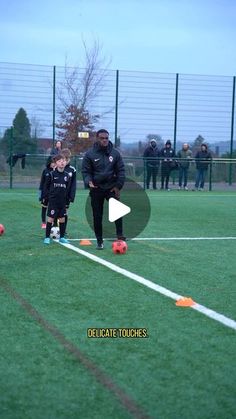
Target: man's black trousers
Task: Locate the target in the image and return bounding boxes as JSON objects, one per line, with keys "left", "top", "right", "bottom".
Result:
{"left": 90, "top": 188, "right": 123, "bottom": 242}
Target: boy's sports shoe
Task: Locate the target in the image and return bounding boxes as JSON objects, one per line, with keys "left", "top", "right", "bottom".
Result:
{"left": 41, "top": 223, "right": 46, "bottom": 229}
{"left": 59, "top": 237, "right": 69, "bottom": 244}
{"left": 96, "top": 241, "right": 104, "bottom": 250}
{"left": 44, "top": 238, "right": 50, "bottom": 244}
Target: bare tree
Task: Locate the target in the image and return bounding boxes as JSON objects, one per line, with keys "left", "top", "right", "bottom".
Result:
{"left": 31, "top": 115, "right": 45, "bottom": 138}
{"left": 56, "top": 39, "right": 111, "bottom": 153}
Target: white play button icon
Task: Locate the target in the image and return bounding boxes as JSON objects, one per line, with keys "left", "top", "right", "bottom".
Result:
{"left": 108, "top": 198, "right": 131, "bottom": 222}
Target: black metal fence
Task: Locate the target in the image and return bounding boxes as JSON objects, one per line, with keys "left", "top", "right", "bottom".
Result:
{"left": 1, "top": 154, "right": 236, "bottom": 191}
{"left": 0, "top": 62, "right": 235, "bottom": 154}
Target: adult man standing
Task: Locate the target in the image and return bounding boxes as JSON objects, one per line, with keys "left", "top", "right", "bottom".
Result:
{"left": 177, "top": 143, "right": 192, "bottom": 190}
{"left": 82, "top": 129, "right": 125, "bottom": 249}
{"left": 143, "top": 139, "right": 160, "bottom": 189}
{"left": 194, "top": 143, "right": 212, "bottom": 190}
{"left": 160, "top": 140, "right": 176, "bottom": 190}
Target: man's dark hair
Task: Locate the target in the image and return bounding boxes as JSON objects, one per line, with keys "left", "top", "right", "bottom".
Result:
{"left": 96, "top": 129, "right": 109, "bottom": 137}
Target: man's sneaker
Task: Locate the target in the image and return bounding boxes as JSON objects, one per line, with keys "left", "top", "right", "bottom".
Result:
{"left": 117, "top": 236, "right": 126, "bottom": 241}
{"left": 59, "top": 237, "right": 69, "bottom": 244}
{"left": 96, "top": 241, "right": 104, "bottom": 250}
{"left": 44, "top": 238, "right": 50, "bottom": 245}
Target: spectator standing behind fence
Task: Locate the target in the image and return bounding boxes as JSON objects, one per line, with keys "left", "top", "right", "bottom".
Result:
{"left": 194, "top": 143, "right": 212, "bottom": 191}
{"left": 160, "top": 140, "right": 176, "bottom": 191}
{"left": 50, "top": 140, "right": 63, "bottom": 156}
{"left": 143, "top": 139, "right": 160, "bottom": 189}
{"left": 177, "top": 143, "right": 192, "bottom": 190}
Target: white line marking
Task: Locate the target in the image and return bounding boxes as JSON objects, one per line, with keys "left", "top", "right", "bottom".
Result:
{"left": 69, "top": 237, "right": 236, "bottom": 241}
{"left": 131, "top": 237, "right": 236, "bottom": 241}
{"left": 59, "top": 242, "right": 236, "bottom": 331}
{"left": 148, "top": 194, "right": 236, "bottom": 197}
{"left": 193, "top": 304, "right": 236, "bottom": 330}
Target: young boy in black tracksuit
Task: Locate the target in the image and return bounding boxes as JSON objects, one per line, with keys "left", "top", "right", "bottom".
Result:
{"left": 42, "top": 154, "right": 71, "bottom": 245}
{"left": 61, "top": 148, "right": 77, "bottom": 234}
{"left": 38, "top": 156, "right": 56, "bottom": 229}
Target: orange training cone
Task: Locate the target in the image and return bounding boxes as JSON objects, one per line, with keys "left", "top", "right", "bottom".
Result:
{"left": 175, "top": 297, "right": 195, "bottom": 307}
{"left": 79, "top": 239, "right": 92, "bottom": 246}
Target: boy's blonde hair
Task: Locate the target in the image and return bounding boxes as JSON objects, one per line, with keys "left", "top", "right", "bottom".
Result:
{"left": 54, "top": 154, "right": 66, "bottom": 162}
{"left": 61, "top": 148, "right": 71, "bottom": 160}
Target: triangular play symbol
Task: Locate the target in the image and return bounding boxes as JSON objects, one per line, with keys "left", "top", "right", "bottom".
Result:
{"left": 108, "top": 198, "right": 131, "bottom": 222}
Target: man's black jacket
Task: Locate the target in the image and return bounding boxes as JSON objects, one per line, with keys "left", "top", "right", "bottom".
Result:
{"left": 82, "top": 141, "right": 125, "bottom": 190}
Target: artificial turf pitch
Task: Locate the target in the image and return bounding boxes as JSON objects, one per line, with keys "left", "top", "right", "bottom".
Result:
{"left": 0, "top": 189, "right": 236, "bottom": 419}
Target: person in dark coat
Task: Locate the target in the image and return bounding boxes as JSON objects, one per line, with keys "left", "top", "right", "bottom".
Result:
{"left": 194, "top": 143, "right": 212, "bottom": 190}
{"left": 143, "top": 139, "right": 160, "bottom": 189}
{"left": 82, "top": 129, "right": 125, "bottom": 249}
{"left": 160, "top": 140, "right": 176, "bottom": 190}
{"left": 61, "top": 148, "right": 77, "bottom": 234}
{"left": 50, "top": 140, "right": 63, "bottom": 156}
{"left": 42, "top": 154, "right": 71, "bottom": 244}
{"left": 38, "top": 156, "right": 56, "bottom": 229}
{"left": 177, "top": 143, "right": 192, "bottom": 190}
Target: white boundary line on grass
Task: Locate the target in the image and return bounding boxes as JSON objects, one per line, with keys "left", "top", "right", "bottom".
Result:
{"left": 69, "top": 237, "right": 236, "bottom": 241}
{"left": 59, "top": 242, "right": 236, "bottom": 331}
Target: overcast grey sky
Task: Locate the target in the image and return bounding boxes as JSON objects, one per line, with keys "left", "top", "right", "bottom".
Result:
{"left": 1, "top": 0, "right": 236, "bottom": 76}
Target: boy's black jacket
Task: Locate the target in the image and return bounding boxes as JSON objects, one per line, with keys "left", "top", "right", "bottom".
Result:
{"left": 42, "top": 169, "right": 71, "bottom": 206}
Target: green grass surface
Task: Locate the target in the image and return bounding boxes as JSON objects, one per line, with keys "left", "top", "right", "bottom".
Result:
{"left": 0, "top": 189, "right": 236, "bottom": 419}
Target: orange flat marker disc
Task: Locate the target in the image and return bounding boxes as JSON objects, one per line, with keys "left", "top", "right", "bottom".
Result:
{"left": 79, "top": 239, "right": 92, "bottom": 246}
{"left": 176, "top": 297, "right": 196, "bottom": 307}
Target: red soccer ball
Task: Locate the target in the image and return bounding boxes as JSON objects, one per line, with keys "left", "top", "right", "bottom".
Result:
{"left": 112, "top": 240, "right": 128, "bottom": 254}
{"left": 0, "top": 224, "right": 5, "bottom": 236}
